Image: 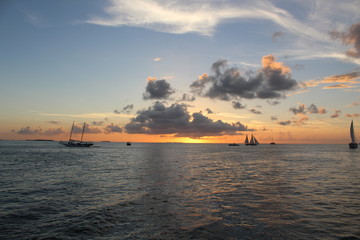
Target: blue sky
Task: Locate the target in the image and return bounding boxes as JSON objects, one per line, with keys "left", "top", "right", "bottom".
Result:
{"left": 0, "top": 0, "right": 359, "bottom": 143}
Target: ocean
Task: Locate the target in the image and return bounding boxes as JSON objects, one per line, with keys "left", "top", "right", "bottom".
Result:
{"left": 0, "top": 141, "right": 359, "bottom": 240}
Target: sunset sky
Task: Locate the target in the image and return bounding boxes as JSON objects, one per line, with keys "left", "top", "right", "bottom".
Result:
{"left": 1, "top": 0, "right": 360, "bottom": 144}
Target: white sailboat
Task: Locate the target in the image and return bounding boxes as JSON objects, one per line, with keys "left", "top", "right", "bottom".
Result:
{"left": 245, "top": 134, "right": 259, "bottom": 145}
{"left": 60, "top": 122, "right": 93, "bottom": 147}
{"left": 349, "top": 120, "right": 358, "bottom": 149}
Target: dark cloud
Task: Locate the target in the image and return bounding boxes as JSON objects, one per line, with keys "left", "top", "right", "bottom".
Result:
{"left": 307, "top": 104, "right": 326, "bottom": 114}
{"left": 290, "top": 103, "right": 326, "bottom": 115}
{"left": 92, "top": 121, "right": 104, "bottom": 126}
{"left": 331, "top": 110, "right": 341, "bottom": 118}
{"left": 330, "top": 22, "right": 360, "bottom": 58}
{"left": 272, "top": 31, "right": 284, "bottom": 41}
{"left": 180, "top": 93, "right": 196, "bottom": 102}
{"left": 125, "top": 101, "right": 249, "bottom": 138}
{"left": 143, "top": 79, "right": 175, "bottom": 100}
{"left": 104, "top": 123, "right": 123, "bottom": 134}
{"left": 15, "top": 126, "right": 65, "bottom": 135}
{"left": 267, "top": 100, "right": 280, "bottom": 105}
{"left": 271, "top": 116, "right": 278, "bottom": 120}
{"left": 249, "top": 108, "right": 262, "bottom": 114}
{"left": 205, "top": 108, "right": 214, "bottom": 114}
{"left": 278, "top": 120, "right": 291, "bottom": 126}
{"left": 114, "top": 104, "right": 134, "bottom": 114}
{"left": 48, "top": 121, "right": 59, "bottom": 124}
{"left": 44, "top": 128, "right": 65, "bottom": 135}
{"left": 289, "top": 104, "right": 306, "bottom": 115}
{"left": 190, "top": 56, "right": 298, "bottom": 101}
{"left": 16, "top": 126, "right": 42, "bottom": 135}
{"left": 72, "top": 124, "right": 102, "bottom": 134}
{"left": 232, "top": 101, "right": 246, "bottom": 109}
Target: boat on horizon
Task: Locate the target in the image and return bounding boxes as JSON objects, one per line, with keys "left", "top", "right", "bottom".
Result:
{"left": 245, "top": 134, "right": 259, "bottom": 146}
{"left": 228, "top": 143, "right": 239, "bottom": 146}
{"left": 60, "top": 122, "right": 93, "bottom": 147}
{"left": 349, "top": 120, "right": 358, "bottom": 149}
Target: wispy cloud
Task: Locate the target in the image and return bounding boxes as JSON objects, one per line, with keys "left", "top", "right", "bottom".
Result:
{"left": 322, "top": 84, "right": 358, "bottom": 89}
{"left": 39, "top": 112, "right": 128, "bottom": 118}
{"left": 85, "top": 0, "right": 326, "bottom": 39}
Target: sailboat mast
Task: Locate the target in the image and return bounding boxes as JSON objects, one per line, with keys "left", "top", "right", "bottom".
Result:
{"left": 69, "top": 121, "right": 75, "bottom": 141}
{"left": 81, "top": 122, "right": 86, "bottom": 142}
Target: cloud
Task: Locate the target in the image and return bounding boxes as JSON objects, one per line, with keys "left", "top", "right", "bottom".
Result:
{"left": 331, "top": 110, "right": 341, "bottom": 118}
{"left": 115, "top": 104, "right": 134, "bottom": 114}
{"left": 289, "top": 103, "right": 326, "bottom": 115}
{"left": 48, "top": 121, "right": 59, "bottom": 124}
{"left": 85, "top": 0, "right": 329, "bottom": 40}
{"left": 153, "top": 57, "right": 161, "bottom": 61}
{"left": 321, "top": 71, "right": 360, "bottom": 83}
{"left": 190, "top": 56, "right": 298, "bottom": 101}
{"left": 92, "top": 121, "right": 104, "bottom": 126}
{"left": 271, "top": 116, "right": 278, "bottom": 120}
{"left": 72, "top": 124, "right": 102, "bottom": 134}
{"left": 44, "top": 128, "right": 66, "bottom": 135}
{"left": 104, "top": 123, "right": 123, "bottom": 134}
{"left": 322, "top": 84, "right": 358, "bottom": 89}
{"left": 232, "top": 101, "right": 246, "bottom": 109}
{"left": 15, "top": 126, "right": 65, "bottom": 135}
{"left": 143, "top": 79, "right": 175, "bottom": 100}
{"left": 307, "top": 104, "right": 327, "bottom": 114}
{"left": 267, "top": 100, "right": 280, "bottom": 105}
{"left": 16, "top": 126, "right": 42, "bottom": 135}
{"left": 272, "top": 31, "right": 284, "bottom": 41}
{"left": 125, "top": 101, "right": 249, "bottom": 138}
{"left": 249, "top": 108, "right": 262, "bottom": 114}
{"left": 345, "top": 113, "right": 360, "bottom": 118}
{"left": 330, "top": 22, "right": 360, "bottom": 58}
{"left": 289, "top": 104, "right": 306, "bottom": 115}
{"left": 205, "top": 108, "right": 214, "bottom": 114}
{"left": 278, "top": 120, "right": 291, "bottom": 126}
{"left": 180, "top": 93, "right": 196, "bottom": 102}
{"left": 292, "top": 115, "right": 309, "bottom": 126}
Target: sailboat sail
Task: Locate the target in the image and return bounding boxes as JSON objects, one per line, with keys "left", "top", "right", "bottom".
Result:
{"left": 350, "top": 120, "right": 356, "bottom": 143}
{"left": 244, "top": 135, "right": 249, "bottom": 144}
{"left": 254, "top": 137, "right": 259, "bottom": 145}
{"left": 349, "top": 120, "right": 358, "bottom": 149}
{"left": 249, "top": 135, "right": 254, "bottom": 145}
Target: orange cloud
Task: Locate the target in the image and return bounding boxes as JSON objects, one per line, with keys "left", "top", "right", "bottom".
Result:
{"left": 321, "top": 72, "right": 360, "bottom": 83}
{"left": 322, "top": 84, "right": 358, "bottom": 89}
{"left": 345, "top": 113, "right": 360, "bottom": 118}
{"left": 261, "top": 55, "right": 291, "bottom": 74}
{"left": 147, "top": 76, "right": 157, "bottom": 82}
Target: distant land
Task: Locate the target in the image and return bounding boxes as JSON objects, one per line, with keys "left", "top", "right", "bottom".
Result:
{"left": 26, "top": 139, "right": 55, "bottom": 142}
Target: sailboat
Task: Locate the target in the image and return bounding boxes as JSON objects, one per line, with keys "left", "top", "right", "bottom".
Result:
{"left": 349, "top": 120, "right": 358, "bottom": 149}
{"left": 245, "top": 134, "right": 259, "bottom": 145}
{"left": 61, "top": 122, "right": 93, "bottom": 147}
{"left": 270, "top": 135, "right": 276, "bottom": 145}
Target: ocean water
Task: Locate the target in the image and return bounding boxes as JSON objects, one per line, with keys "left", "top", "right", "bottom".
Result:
{"left": 0, "top": 141, "right": 359, "bottom": 240}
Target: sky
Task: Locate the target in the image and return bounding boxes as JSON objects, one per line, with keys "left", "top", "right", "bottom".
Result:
{"left": 0, "top": 0, "right": 360, "bottom": 144}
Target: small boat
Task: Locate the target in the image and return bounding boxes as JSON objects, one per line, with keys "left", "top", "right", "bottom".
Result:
{"left": 61, "top": 122, "right": 93, "bottom": 147}
{"left": 126, "top": 142, "right": 131, "bottom": 146}
{"left": 349, "top": 120, "right": 358, "bottom": 149}
{"left": 270, "top": 136, "right": 275, "bottom": 145}
{"left": 245, "top": 134, "right": 259, "bottom": 146}
{"left": 228, "top": 143, "right": 239, "bottom": 146}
